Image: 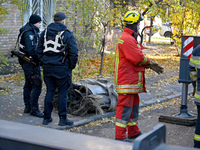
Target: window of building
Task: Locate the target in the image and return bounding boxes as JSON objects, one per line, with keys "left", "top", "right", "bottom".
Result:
{"left": 22, "top": 0, "right": 55, "bottom": 29}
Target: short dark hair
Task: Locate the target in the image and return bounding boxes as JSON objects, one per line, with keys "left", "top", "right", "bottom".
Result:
{"left": 54, "top": 20, "right": 62, "bottom": 23}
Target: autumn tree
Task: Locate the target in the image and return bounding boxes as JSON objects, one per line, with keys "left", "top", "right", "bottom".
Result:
{"left": 58, "top": 0, "right": 116, "bottom": 78}
{"left": 170, "top": 0, "right": 200, "bottom": 46}
{"left": 139, "top": 0, "right": 200, "bottom": 47}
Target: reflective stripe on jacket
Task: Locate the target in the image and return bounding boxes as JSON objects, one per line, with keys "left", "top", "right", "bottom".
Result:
{"left": 114, "top": 27, "right": 150, "bottom": 94}
{"left": 195, "top": 134, "right": 200, "bottom": 142}
{"left": 43, "top": 30, "right": 65, "bottom": 53}
{"left": 19, "top": 23, "right": 39, "bottom": 56}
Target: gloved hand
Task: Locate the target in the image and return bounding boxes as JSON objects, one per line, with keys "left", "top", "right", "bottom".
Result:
{"left": 146, "top": 60, "right": 164, "bottom": 74}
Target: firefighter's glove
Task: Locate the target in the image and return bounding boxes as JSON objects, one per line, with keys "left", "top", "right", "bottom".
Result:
{"left": 146, "top": 60, "right": 164, "bottom": 74}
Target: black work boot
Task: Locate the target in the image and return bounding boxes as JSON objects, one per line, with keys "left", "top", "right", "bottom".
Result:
{"left": 128, "top": 132, "right": 142, "bottom": 139}
{"left": 58, "top": 118, "right": 74, "bottom": 126}
{"left": 30, "top": 108, "right": 44, "bottom": 118}
{"left": 24, "top": 105, "right": 31, "bottom": 113}
{"left": 42, "top": 118, "right": 53, "bottom": 125}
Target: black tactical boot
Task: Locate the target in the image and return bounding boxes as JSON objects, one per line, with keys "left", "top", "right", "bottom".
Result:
{"left": 58, "top": 118, "right": 74, "bottom": 126}
{"left": 24, "top": 105, "right": 31, "bottom": 113}
{"left": 42, "top": 118, "right": 53, "bottom": 125}
{"left": 30, "top": 108, "right": 44, "bottom": 118}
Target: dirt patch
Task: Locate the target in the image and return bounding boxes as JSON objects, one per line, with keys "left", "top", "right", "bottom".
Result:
{"left": 0, "top": 56, "right": 22, "bottom": 76}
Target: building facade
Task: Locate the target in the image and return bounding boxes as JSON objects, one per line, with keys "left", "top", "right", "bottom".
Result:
{"left": 0, "top": 0, "right": 55, "bottom": 55}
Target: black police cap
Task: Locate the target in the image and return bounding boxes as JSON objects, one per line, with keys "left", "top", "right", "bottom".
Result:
{"left": 54, "top": 12, "right": 68, "bottom": 21}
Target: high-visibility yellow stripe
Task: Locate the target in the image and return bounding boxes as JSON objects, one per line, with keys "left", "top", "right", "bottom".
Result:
{"left": 114, "top": 47, "right": 119, "bottom": 85}
{"left": 139, "top": 56, "right": 147, "bottom": 65}
{"left": 116, "top": 88, "right": 144, "bottom": 93}
{"left": 115, "top": 71, "right": 143, "bottom": 93}
{"left": 138, "top": 71, "right": 141, "bottom": 83}
{"left": 190, "top": 58, "right": 200, "bottom": 65}
{"left": 117, "top": 38, "right": 124, "bottom": 44}
{"left": 195, "top": 92, "right": 200, "bottom": 99}
{"left": 194, "top": 134, "right": 200, "bottom": 141}
{"left": 116, "top": 84, "right": 143, "bottom": 88}
{"left": 190, "top": 74, "right": 197, "bottom": 78}
{"left": 127, "top": 121, "right": 138, "bottom": 126}
{"left": 116, "top": 121, "right": 138, "bottom": 128}
{"left": 190, "top": 71, "right": 197, "bottom": 79}
{"left": 190, "top": 58, "right": 200, "bottom": 69}
{"left": 116, "top": 122, "right": 127, "bottom": 128}
{"left": 190, "top": 74, "right": 197, "bottom": 81}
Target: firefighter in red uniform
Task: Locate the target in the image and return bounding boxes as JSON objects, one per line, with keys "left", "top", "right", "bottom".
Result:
{"left": 114, "top": 10, "right": 163, "bottom": 142}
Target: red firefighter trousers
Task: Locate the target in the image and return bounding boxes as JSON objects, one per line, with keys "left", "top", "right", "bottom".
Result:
{"left": 115, "top": 94, "right": 140, "bottom": 139}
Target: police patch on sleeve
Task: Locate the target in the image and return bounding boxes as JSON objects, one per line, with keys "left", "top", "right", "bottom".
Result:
{"left": 29, "top": 35, "right": 34, "bottom": 40}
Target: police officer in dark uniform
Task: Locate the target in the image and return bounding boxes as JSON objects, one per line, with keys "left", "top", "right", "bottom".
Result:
{"left": 37, "top": 12, "right": 78, "bottom": 126}
{"left": 19, "top": 14, "right": 43, "bottom": 118}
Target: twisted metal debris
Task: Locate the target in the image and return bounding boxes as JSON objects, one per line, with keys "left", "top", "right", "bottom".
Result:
{"left": 53, "top": 78, "right": 118, "bottom": 116}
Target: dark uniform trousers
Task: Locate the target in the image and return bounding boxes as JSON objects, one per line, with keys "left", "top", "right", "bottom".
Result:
{"left": 22, "top": 61, "right": 42, "bottom": 110}
{"left": 43, "top": 65, "right": 71, "bottom": 119}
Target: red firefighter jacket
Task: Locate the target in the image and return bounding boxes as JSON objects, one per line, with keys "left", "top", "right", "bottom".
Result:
{"left": 114, "top": 27, "right": 150, "bottom": 94}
